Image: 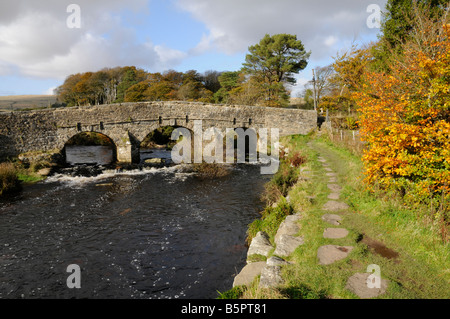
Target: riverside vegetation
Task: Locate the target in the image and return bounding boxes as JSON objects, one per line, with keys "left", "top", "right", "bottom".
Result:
{"left": 219, "top": 132, "right": 449, "bottom": 299}
{"left": 0, "top": 149, "right": 59, "bottom": 196}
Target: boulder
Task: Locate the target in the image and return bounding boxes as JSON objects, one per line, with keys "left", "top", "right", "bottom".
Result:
{"left": 273, "top": 235, "right": 304, "bottom": 257}
{"left": 233, "top": 262, "right": 266, "bottom": 287}
{"left": 274, "top": 215, "right": 301, "bottom": 245}
{"left": 247, "top": 231, "right": 273, "bottom": 258}
{"left": 259, "top": 265, "right": 284, "bottom": 289}
{"left": 37, "top": 168, "right": 52, "bottom": 176}
{"left": 145, "top": 158, "right": 163, "bottom": 164}
{"left": 266, "top": 256, "right": 291, "bottom": 266}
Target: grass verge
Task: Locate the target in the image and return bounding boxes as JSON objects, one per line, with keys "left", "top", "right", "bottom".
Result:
{"left": 221, "top": 132, "right": 449, "bottom": 299}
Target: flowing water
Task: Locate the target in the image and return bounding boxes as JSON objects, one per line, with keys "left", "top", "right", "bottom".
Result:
{"left": 0, "top": 148, "right": 271, "bottom": 299}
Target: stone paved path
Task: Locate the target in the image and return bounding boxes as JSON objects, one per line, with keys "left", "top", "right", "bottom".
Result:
{"left": 233, "top": 146, "right": 388, "bottom": 298}
{"left": 323, "top": 228, "right": 349, "bottom": 239}
{"left": 315, "top": 150, "right": 388, "bottom": 298}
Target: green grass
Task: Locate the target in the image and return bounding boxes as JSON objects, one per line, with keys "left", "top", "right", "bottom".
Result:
{"left": 221, "top": 132, "right": 450, "bottom": 299}
{"left": 17, "top": 173, "right": 45, "bottom": 184}
{"left": 247, "top": 198, "right": 294, "bottom": 245}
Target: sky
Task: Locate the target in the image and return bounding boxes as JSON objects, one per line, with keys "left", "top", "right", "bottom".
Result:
{"left": 0, "top": 0, "right": 387, "bottom": 97}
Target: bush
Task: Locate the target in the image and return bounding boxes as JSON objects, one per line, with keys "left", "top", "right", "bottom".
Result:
{"left": 0, "top": 163, "right": 21, "bottom": 196}
{"left": 287, "top": 152, "right": 306, "bottom": 168}
{"left": 272, "top": 162, "right": 299, "bottom": 195}
{"left": 353, "top": 25, "right": 450, "bottom": 222}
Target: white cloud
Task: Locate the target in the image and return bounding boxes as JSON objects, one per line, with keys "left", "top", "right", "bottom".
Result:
{"left": 324, "top": 35, "right": 338, "bottom": 47}
{"left": 177, "top": 0, "right": 386, "bottom": 60}
{"left": 0, "top": 0, "right": 182, "bottom": 80}
{"left": 0, "top": 0, "right": 387, "bottom": 90}
{"left": 43, "top": 86, "right": 57, "bottom": 95}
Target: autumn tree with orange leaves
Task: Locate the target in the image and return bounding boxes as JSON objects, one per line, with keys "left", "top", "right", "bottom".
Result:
{"left": 334, "top": 3, "right": 449, "bottom": 238}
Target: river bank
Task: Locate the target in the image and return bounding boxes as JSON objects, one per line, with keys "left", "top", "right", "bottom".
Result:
{"left": 221, "top": 133, "right": 450, "bottom": 299}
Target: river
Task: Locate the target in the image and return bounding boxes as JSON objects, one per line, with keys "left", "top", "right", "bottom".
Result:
{"left": 0, "top": 151, "right": 271, "bottom": 299}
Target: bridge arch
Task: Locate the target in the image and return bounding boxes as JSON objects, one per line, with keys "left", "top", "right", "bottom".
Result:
{"left": 63, "top": 131, "right": 117, "bottom": 165}
{"left": 140, "top": 125, "right": 195, "bottom": 164}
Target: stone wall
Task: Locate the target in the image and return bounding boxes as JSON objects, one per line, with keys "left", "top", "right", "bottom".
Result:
{"left": 0, "top": 101, "right": 317, "bottom": 162}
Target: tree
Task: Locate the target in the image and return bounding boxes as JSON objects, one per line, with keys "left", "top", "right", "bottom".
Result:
{"left": 115, "top": 66, "right": 148, "bottom": 102}
{"left": 124, "top": 81, "right": 150, "bottom": 102}
{"left": 351, "top": 11, "right": 450, "bottom": 231}
{"left": 177, "top": 70, "right": 214, "bottom": 102}
{"left": 374, "top": 0, "right": 449, "bottom": 71}
{"left": 228, "top": 74, "right": 266, "bottom": 106}
{"left": 87, "top": 70, "right": 110, "bottom": 105}
{"left": 214, "top": 71, "right": 241, "bottom": 104}
{"left": 55, "top": 73, "right": 82, "bottom": 107}
{"left": 304, "top": 65, "right": 338, "bottom": 106}
{"left": 202, "top": 70, "right": 222, "bottom": 93}
{"left": 300, "top": 88, "right": 315, "bottom": 109}
{"left": 242, "top": 33, "right": 310, "bottom": 106}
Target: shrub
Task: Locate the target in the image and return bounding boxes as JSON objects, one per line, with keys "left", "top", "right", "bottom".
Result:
{"left": 0, "top": 163, "right": 21, "bottom": 196}
{"left": 344, "top": 11, "right": 450, "bottom": 235}
{"left": 287, "top": 152, "right": 306, "bottom": 168}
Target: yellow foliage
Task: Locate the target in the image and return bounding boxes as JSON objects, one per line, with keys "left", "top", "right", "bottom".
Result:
{"left": 353, "top": 26, "right": 450, "bottom": 207}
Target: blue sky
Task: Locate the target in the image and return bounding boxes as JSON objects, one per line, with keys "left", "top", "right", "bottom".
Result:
{"left": 0, "top": 0, "right": 386, "bottom": 96}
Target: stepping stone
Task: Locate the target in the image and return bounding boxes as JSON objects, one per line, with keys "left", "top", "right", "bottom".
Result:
{"left": 317, "top": 245, "right": 354, "bottom": 265}
{"left": 326, "top": 172, "right": 337, "bottom": 177}
{"left": 233, "top": 262, "right": 266, "bottom": 287}
{"left": 273, "top": 235, "right": 304, "bottom": 257}
{"left": 323, "top": 228, "right": 349, "bottom": 239}
{"left": 247, "top": 231, "right": 273, "bottom": 258}
{"left": 324, "top": 167, "right": 333, "bottom": 172}
{"left": 327, "top": 184, "right": 342, "bottom": 192}
{"left": 345, "top": 273, "right": 389, "bottom": 299}
{"left": 322, "top": 214, "right": 342, "bottom": 226}
{"left": 259, "top": 265, "right": 284, "bottom": 288}
{"left": 318, "top": 157, "right": 326, "bottom": 163}
{"left": 327, "top": 193, "right": 340, "bottom": 200}
{"left": 328, "top": 177, "right": 337, "bottom": 183}
{"left": 323, "top": 200, "right": 349, "bottom": 212}
{"left": 267, "top": 256, "right": 291, "bottom": 266}
{"left": 274, "top": 215, "right": 301, "bottom": 245}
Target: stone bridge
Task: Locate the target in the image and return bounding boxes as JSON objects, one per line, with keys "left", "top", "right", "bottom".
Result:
{"left": 0, "top": 101, "right": 317, "bottom": 163}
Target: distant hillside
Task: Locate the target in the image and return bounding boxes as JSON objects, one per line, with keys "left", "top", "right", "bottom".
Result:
{"left": 0, "top": 95, "right": 57, "bottom": 112}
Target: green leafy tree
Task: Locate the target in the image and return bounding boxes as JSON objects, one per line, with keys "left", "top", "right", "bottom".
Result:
{"left": 202, "top": 70, "right": 222, "bottom": 93}
{"left": 373, "top": 0, "right": 448, "bottom": 71}
{"left": 214, "top": 71, "right": 241, "bottom": 103}
{"left": 242, "top": 33, "right": 310, "bottom": 106}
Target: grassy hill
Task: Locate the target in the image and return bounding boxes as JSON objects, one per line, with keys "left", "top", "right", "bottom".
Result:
{"left": 0, "top": 95, "right": 57, "bottom": 112}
